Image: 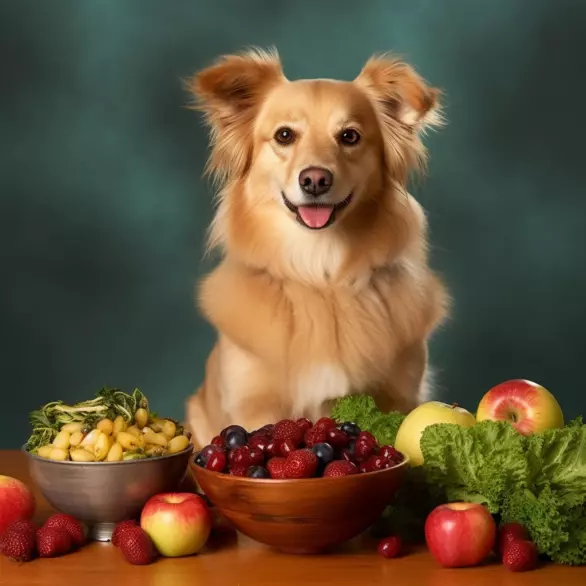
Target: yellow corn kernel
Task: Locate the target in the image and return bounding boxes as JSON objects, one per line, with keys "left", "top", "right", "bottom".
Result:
{"left": 134, "top": 408, "right": 148, "bottom": 430}
{"left": 70, "top": 448, "right": 96, "bottom": 462}
{"left": 106, "top": 442, "right": 123, "bottom": 462}
{"left": 113, "top": 415, "right": 127, "bottom": 436}
{"left": 80, "top": 428, "right": 102, "bottom": 447}
{"left": 126, "top": 425, "right": 140, "bottom": 438}
{"left": 69, "top": 431, "right": 83, "bottom": 447}
{"left": 94, "top": 432, "right": 112, "bottom": 461}
{"left": 167, "top": 434, "right": 190, "bottom": 454}
{"left": 116, "top": 431, "right": 139, "bottom": 451}
{"left": 52, "top": 430, "right": 71, "bottom": 450}
{"left": 161, "top": 420, "right": 176, "bottom": 439}
{"left": 61, "top": 422, "right": 83, "bottom": 434}
{"left": 37, "top": 445, "right": 53, "bottom": 459}
{"left": 49, "top": 447, "right": 69, "bottom": 461}
{"left": 97, "top": 418, "right": 114, "bottom": 436}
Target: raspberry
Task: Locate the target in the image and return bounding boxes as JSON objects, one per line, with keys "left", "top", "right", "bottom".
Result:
{"left": 284, "top": 449, "right": 319, "bottom": 479}
{"left": 266, "top": 457, "right": 287, "bottom": 479}
{"left": 314, "top": 417, "right": 337, "bottom": 432}
{"left": 304, "top": 427, "right": 327, "bottom": 447}
{"left": 378, "top": 535, "right": 402, "bottom": 558}
{"left": 502, "top": 539, "right": 538, "bottom": 572}
{"left": 272, "top": 419, "right": 304, "bottom": 446}
{"left": 323, "top": 460, "right": 359, "bottom": 477}
{"left": 496, "top": 523, "right": 530, "bottom": 556}
{"left": 295, "top": 418, "right": 313, "bottom": 433}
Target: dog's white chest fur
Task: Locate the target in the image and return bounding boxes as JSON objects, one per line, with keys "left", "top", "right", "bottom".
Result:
{"left": 292, "top": 364, "right": 351, "bottom": 419}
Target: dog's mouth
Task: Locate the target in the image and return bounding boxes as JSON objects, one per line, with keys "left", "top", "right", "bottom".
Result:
{"left": 281, "top": 192, "right": 354, "bottom": 230}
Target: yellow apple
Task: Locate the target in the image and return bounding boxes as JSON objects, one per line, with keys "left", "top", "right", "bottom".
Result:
{"left": 394, "top": 401, "right": 476, "bottom": 466}
{"left": 476, "top": 379, "right": 564, "bottom": 435}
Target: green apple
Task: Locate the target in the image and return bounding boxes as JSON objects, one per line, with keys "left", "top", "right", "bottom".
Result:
{"left": 394, "top": 401, "right": 476, "bottom": 466}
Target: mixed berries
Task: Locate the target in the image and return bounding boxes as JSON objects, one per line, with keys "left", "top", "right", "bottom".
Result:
{"left": 194, "top": 418, "right": 405, "bottom": 480}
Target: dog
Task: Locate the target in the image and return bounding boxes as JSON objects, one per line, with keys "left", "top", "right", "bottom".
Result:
{"left": 185, "top": 48, "right": 449, "bottom": 449}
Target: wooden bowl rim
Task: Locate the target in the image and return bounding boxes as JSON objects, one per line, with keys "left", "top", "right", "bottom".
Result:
{"left": 190, "top": 451, "right": 410, "bottom": 485}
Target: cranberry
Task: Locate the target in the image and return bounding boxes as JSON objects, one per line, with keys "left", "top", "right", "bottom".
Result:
{"left": 355, "top": 439, "right": 376, "bottom": 462}
{"left": 210, "top": 435, "right": 224, "bottom": 447}
{"left": 296, "top": 418, "right": 313, "bottom": 433}
{"left": 279, "top": 439, "right": 296, "bottom": 457}
{"left": 377, "top": 536, "right": 402, "bottom": 559}
{"left": 265, "top": 441, "right": 282, "bottom": 458}
{"left": 248, "top": 446, "right": 264, "bottom": 466}
{"left": 201, "top": 444, "right": 223, "bottom": 463}
{"left": 326, "top": 428, "right": 350, "bottom": 449}
{"left": 206, "top": 451, "right": 227, "bottom": 473}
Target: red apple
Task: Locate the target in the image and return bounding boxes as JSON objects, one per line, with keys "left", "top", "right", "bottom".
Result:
{"left": 140, "top": 492, "right": 211, "bottom": 557}
{"left": 476, "top": 379, "right": 564, "bottom": 435}
{"left": 0, "top": 475, "right": 36, "bottom": 536}
{"left": 425, "top": 502, "right": 496, "bottom": 568}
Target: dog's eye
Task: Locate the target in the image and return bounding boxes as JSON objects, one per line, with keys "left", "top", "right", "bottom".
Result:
{"left": 274, "top": 127, "right": 296, "bottom": 145}
{"left": 339, "top": 128, "right": 361, "bottom": 146}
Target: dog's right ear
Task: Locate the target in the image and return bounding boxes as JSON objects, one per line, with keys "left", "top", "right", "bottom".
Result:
{"left": 187, "top": 48, "right": 285, "bottom": 183}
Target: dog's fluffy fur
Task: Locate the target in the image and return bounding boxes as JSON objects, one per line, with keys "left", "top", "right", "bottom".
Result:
{"left": 186, "top": 48, "right": 449, "bottom": 448}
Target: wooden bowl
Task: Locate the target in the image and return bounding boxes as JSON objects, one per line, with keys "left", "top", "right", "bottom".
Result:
{"left": 190, "top": 456, "right": 409, "bottom": 554}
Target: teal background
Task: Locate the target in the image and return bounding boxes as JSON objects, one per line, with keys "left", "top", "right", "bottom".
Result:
{"left": 1, "top": 0, "right": 585, "bottom": 449}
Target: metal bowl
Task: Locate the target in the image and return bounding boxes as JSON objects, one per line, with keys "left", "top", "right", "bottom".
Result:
{"left": 23, "top": 444, "right": 193, "bottom": 541}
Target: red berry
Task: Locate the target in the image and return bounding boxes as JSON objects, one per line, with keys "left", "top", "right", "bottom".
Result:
{"left": 112, "top": 519, "right": 139, "bottom": 547}
{"left": 248, "top": 446, "right": 264, "bottom": 466}
{"left": 378, "top": 536, "right": 402, "bottom": 559}
{"left": 0, "top": 520, "right": 37, "bottom": 562}
{"left": 295, "top": 418, "right": 313, "bottom": 433}
{"left": 323, "top": 460, "right": 359, "bottom": 477}
{"left": 118, "top": 526, "right": 155, "bottom": 565}
{"left": 357, "top": 431, "right": 377, "bottom": 445}
{"left": 230, "top": 465, "right": 248, "bottom": 477}
{"left": 201, "top": 443, "right": 223, "bottom": 463}
{"left": 229, "top": 446, "right": 253, "bottom": 468}
{"left": 211, "top": 435, "right": 224, "bottom": 447}
{"left": 496, "top": 523, "right": 530, "bottom": 556}
{"left": 266, "top": 457, "right": 287, "bottom": 479}
{"left": 265, "top": 441, "right": 282, "bottom": 458}
{"left": 502, "top": 539, "right": 538, "bottom": 572}
{"left": 273, "top": 419, "right": 304, "bottom": 446}
{"left": 326, "top": 427, "right": 350, "bottom": 449}
{"left": 248, "top": 434, "right": 270, "bottom": 453}
{"left": 304, "top": 427, "right": 328, "bottom": 447}
{"left": 279, "top": 439, "right": 297, "bottom": 457}
{"left": 36, "top": 526, "right": 73, "bottom": 557}
{"left": 43, "top": 513, "right": 85, "bottom": 548}
{"left": 284, "top": 449, "right": 319, "bottom": 479}
{"left": 206, "top": 450, "right": 227, "bottom": 472}
{"left": 355, "top": 439, "right": 376, "bottom": 462}
{"left": 314, "top": 417, "right": 337, "bottom": 432}
{"left": 380, "top": 445, "right": 401, "bottom": 460}
{"left": 360, "top": 454, "right": 389, "bottom": 473}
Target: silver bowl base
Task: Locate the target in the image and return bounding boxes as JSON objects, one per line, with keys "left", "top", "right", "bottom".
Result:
{"left": 88, "top": 522, "right": 117, "bottom": 542}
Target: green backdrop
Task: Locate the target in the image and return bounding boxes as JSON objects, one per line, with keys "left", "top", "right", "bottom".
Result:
{"left": 1, "top": 0, "right": 585, "bottom": 450}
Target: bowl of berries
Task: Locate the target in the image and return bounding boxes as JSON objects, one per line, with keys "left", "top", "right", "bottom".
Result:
{"left": 190, "top": 417, "right": 408, "bottom": 554}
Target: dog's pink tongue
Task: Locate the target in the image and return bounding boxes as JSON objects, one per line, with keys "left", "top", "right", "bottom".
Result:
{"left": 297, "top": 206, "right": 334, "bottom": 229}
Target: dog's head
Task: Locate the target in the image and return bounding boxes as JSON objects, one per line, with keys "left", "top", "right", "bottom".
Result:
{"left": 189, "top": 48, "right": 442, "bottom": 279}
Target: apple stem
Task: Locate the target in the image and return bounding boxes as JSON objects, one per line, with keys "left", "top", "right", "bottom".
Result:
{"left": 451, "top": 403, "right": 459, "bottom": 410}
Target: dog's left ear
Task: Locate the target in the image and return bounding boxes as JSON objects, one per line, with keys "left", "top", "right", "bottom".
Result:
{"left": 188, "top": 48, "right": 285, "bottom": 182}
{"left": 354, "top": 55, "right": 443, "bottom": 132}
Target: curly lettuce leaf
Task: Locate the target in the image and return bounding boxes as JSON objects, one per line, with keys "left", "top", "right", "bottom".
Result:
{"left": 369, "top": 412, "right": 406, "bottom": 446}
{"left": 420, "top": 420, "right": 530, "bottom": 513}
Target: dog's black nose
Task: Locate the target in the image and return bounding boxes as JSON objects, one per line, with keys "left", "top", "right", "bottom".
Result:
{"left": 299, "top": 166, "right": 333, "bottom": 197}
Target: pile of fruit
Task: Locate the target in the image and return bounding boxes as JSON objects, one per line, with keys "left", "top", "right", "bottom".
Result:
{"left": 24, "top": 387, "right": 191, "bottom": 462}
{"left": 193, "top": 417, "right": 405, "bottom": 479}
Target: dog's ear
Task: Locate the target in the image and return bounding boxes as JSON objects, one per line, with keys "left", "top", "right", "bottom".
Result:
{"left": 188, "top": 48, "right": 285, "bottom": 183}
{"left": 354, "top": 55, "right": 442, "bottom": 132}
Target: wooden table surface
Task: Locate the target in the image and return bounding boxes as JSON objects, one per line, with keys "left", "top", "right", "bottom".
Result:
{"left": 1, "top": 450, "right": 585, "bottom": 586}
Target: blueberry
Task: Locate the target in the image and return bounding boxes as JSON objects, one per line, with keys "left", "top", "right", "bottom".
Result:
{"left": 312, "top": 442, "right": 335, "bottom": 465}
{"left": 194, "top": 453, "right": 206, "bottom": 468}
{"left": 340, "top": 422, "right": 361, "bottom": 437}
{"left": 225, "top": 429, "right": 248, "bottom": 450}
{"left": 247, "top": 465, "right": 270, "bottom": 478}
{"left": 220, "top": 425, "right": 248, "bottom": 438}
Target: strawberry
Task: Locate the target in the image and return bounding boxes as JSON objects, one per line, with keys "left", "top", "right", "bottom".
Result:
{"left": 496, "top": 522, "right": 529, "bottom": 556}
{"left": 272, "top": 419, "right": 304, "bottom": 446}
{"left": 304, "top": 427, "right": 327, "bottom": 448}
{"left": 248, "top": 434, "right": 270, "bottom": 453}
{"left": 284, "top": 449, "right": 319, "bottom": 479}
{"left": 43, "top": 513, "right": 85, "bottom": 548}
{"left": 118, "top": 526, "right": 155, "bottom": 565}
{"left": 111, "top": 519, "right": 139, "bottom": 547}
{"left": 36, "top": 526, "right": 73, "bottom": 557}
{"left": 502, "top": 539, "right": 538, "bottom": 572}
{"left": 377, "top": 535, "right": 402, "bottom": 558}
{"left": 229, "top": 465, "right": 248, "bottom": 477}
{"left": 314, "top": 417, "right": 337, "bottom": 432}
{"left": 0, "top": 520, "right": 37, "bottom": 562}
{"left": 295, "top": 418, "right": 313, "bottom": 433}
{"left": 323, "top": 460, "right": 359, "bottom": 477}
{"left": 266, "top": 457, "right": 287, "bottom": 479}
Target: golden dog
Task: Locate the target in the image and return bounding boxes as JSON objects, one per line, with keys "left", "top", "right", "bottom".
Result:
{"left": 185, "top": 48, "right": 449, "bottom": 448}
